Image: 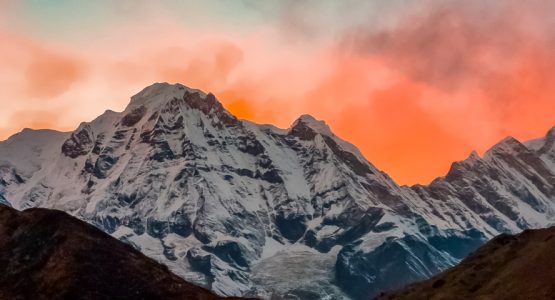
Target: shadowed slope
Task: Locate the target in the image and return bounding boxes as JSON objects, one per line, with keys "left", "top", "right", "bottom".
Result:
{"left": 0, "top": 204, "right": 241, "bottom": 300}
{"left": 376, "top": 226, "right": 555, "bottom": 300}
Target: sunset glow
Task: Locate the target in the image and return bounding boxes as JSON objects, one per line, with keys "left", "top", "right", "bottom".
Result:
{"left": 1, "top": 0, "right": 554, "bottom": 185}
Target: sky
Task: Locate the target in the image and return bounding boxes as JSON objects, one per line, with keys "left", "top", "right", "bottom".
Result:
{"left": 1, "top": 0, "right": 554, "bottom": 185}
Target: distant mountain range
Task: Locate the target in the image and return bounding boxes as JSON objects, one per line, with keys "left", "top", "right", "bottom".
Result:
{"left": 0, "top": 204, "right": 238, "bottom": 300}
{"left": 0, "top": 82, "right": 553, "bottom": 299}
{"left": 376, "top": 225, "right": 555, "bottom": 300}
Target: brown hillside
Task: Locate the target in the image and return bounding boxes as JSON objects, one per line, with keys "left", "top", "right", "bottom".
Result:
{"left": 0, "top": 205, "right": 244, "bottom": 300}
{"left": 376, "top": 226, "right": 555, "bottom": 300}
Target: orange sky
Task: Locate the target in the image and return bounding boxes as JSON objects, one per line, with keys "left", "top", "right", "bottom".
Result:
{"left": 1, "top": 1, "right": 554, "bottom": 185}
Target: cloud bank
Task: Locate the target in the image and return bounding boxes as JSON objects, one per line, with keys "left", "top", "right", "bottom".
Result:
{"left": 0, "top": 0, "right": 554, "bottom": 184}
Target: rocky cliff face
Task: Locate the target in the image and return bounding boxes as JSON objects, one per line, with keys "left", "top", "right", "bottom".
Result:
{"left": 1, "top": 83, "right": 553, "bottom": 299}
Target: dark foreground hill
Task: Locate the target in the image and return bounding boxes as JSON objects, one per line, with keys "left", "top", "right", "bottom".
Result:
{"left": 376, "top": 226, "right": 555, "bottom": 300}
{"left": 0, "top": 204, "right": 241, "bottom": 300}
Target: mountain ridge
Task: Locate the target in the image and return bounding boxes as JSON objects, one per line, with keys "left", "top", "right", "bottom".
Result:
{"left": 0, "top": 82, "right": 553, "bottom": 299}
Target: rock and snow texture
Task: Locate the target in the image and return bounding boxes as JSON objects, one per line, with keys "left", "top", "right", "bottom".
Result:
{"left": 0, "top": 82, "right": 554, "bottom": 299}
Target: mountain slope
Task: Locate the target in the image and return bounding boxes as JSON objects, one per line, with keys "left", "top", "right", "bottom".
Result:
{"left": 0, "top": 204, "right": 239, "bottom": 300}
{"left": 0, "top": 82, "right": 553, "bottom": 299}
{"left": 375, "top": 225, "right": 555, "bottom": 300}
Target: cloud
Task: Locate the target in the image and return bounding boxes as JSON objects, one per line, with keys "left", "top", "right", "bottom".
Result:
{"left": 341, "top": 1, "right": 555, "bottom": 90}
{"left": 153, "top": 41, "right": 244, "bottom": 89}
{"left": 312, "top": 0, "right": 555, "bottom": 182}
{"left": 0, "top": 109, "right": 72, "bottom": 142}
{"left": 0, "top": 31, "right": 89, "bottom": 100}
{"left": 1, "top": 1, "right": 554, "bottom": 185}
{"left": 292, "top": 53, "right": 474, "bottom": 184}
{"left": 8, "top": 109, "right": 63, "bottom": 129}
{"left": 25, "top": 49, "right": 88, "bottom": 98}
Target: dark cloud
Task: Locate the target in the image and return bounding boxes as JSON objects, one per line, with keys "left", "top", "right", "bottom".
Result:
{"left": 340, "top": 0, "right": 555, "bottom": 91}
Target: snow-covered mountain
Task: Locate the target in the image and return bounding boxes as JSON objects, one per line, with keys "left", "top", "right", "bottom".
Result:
{"left": 1, "top": 83, "right": 554, "bottom": 299}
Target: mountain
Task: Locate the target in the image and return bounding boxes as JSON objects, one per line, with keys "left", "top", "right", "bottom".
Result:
{"left": 0, "top": 82, "right": 553, "bottom": 299}
{"left": 375, "top": 225, "right": 555, "bottom": 300}
{"left": 0, "top": 204, "right": 239, "bottom": 300}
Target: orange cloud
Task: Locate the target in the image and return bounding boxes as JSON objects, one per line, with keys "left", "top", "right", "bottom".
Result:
{"left": 25, "top": 49, "right": 88, "bottom": 98}
{"left": 288, "top": 54, "right": 471, "bottom": 184}
{"left": 0, "top": 31, "right": 88, "bottom": 140}
{"left": 8, "top": 110, "right": 64, "bottom": 130}
{"left": 483, "top": 51, "right": 555, "bottom": 139}
{"left": 334, "top": 80, "right": 471, "bottom": 185}
{"left": 0, "top": 109, "right": 73, "bottom": 142}
{"left": 218, "top": 93, "right": 255, "bottom": 120}
{"left": 154, "top": 41, "right": 244, "bottom": 91}
{"left": 0, "top": 31, "right": 89, "bottom": 99}
{"left": 315, "top": 0, "right": 555, "bottom": 183}
{"left": 1, "top": 2, "right": 555, "bottom": 186}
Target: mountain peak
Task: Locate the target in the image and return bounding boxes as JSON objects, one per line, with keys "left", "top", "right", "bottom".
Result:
{"left": 468, "top": 150, "right": 481, "bottom": 161}
{"left": 289, "top": 114, "right": 332, "bottom": 140}
{"left": 487, "top": 136, "right": 523, "bottom": 154}
{"left": 128, "top": 82, "right": 206, "bottom": 109}
{"left": 546, "top": 126, "right": 555, "bottom": 139}
{"left": 296, "top": 114, "right": 318, "bottom": 122}
{"left": 124, "top": 82, "right": 237, "bottom": 126}
{"left": 537, "top": 126, "right": 555, "bottom": 155}
{"left": 483, "top": 135, "right": 542, "bottom": 163}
